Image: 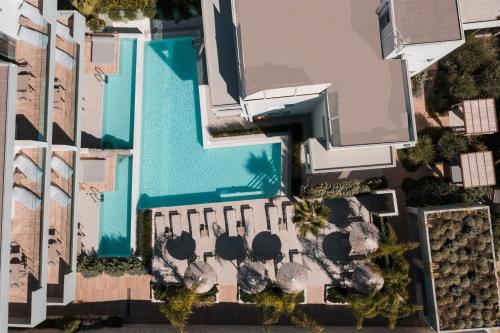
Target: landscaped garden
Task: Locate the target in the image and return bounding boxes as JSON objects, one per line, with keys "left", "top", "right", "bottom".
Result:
{"left": 325, "top": 217, "right": 420, "bottom": 330}
{"left": 425, "top": 208, "right": 500, "bottom": 330}
{"left": 66, "top": 0, "right": 201, "bottom": 30}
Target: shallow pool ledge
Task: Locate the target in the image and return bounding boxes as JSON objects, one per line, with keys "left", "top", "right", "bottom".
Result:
{"left": 198, "top": 84, "right": 290, "bottom": 195}
{"left": 130, "top": 34, "right": 145, "bottom": 253}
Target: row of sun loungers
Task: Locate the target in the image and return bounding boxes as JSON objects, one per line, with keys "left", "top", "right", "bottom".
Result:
{"left": 155, "top": 201, "right": 295, "bottom": 240}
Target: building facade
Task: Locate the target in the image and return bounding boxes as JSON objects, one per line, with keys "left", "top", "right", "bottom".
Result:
{"left": 0, "top": 0, "right": 84, "bottom": 330}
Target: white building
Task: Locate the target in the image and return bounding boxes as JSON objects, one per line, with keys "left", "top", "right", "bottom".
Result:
{"left": 201, "top": 0, "right": 500, "bottom": 174}
{"left": 0, "top": 0, "right": 85, "bottom": 330}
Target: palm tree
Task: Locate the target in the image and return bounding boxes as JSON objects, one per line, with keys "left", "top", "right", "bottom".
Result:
{"left": 346, "top": 291, "right": 389, "bottom": 330}
{"left": 380, "top": 267, "right": 421, "bottom": 330}
{"left": 366, "top": 221, "right": 418, "bottom": 263}
{"left": 256, "top": 290, "right": 323, "bottom": 332}
{"left": 159, "top": 286, "right": 214, "bottom": 333}
{"left": 293, "top": 199, "right": 331, "bottom": 238}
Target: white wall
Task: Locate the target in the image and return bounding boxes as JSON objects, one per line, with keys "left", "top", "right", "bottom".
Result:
{"left": 245, "top": 93, "right": 321, "bottom": 118}
{"left": 0, "top": 0, "right": 20, "bottom": 39}
{"left": 311, "top": 95, "right": 328, "bottom": 141}
{"left": 392, "top": 40, "right": 464, "bottom": 76}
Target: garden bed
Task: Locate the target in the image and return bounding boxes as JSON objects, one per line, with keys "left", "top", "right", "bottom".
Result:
{"left": 426, "top": 208, "right": 500, "bottom": 330}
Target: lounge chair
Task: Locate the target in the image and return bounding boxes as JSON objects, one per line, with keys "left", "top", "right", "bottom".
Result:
{"left": 51, "top": 154, "right": 74, "bottom": 180}
{"left": 55, "top": 48, "right": 76, "bottom": 70}
{"left": 16, "top": 73, "right": 33, "bottom": 92}
{"left": 225, "top": 207, "right": 237, "bottom": 237}
{"left": 154, "top": 212, "right": 168, "bottom": 237}
{"left": 170, "top": 212, "right": 182, "bottom": 237}
{"left": 242, "top": 206, "right": 254, "bottom": 237}
{"left": 189, "top": 211, "right": 201, "bottom": 240}
{"left": 19, "top": 1, "right": 46, "bottom": 27}
{"left": 267, "top": 205, "right": 279, "bottom": 234}
{"left": 14, "top": 153, "right": 42, "bottom": 182}
{"left": 284, "top": 202, "right": 293, "bottom": 224}
{"left": 205, "top": 209, "right": 217, "bottom": 235}
{"left": 18, "top": 26, "right": 49, "bottom": 49}
{"left": 50, "top": 184, "right": 71, "bottom": 207}
{"left": 13, "top": 185, "right": 41, "bottom": 211}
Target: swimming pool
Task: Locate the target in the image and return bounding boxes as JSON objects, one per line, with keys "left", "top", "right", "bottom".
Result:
{"left": 139, "top": 38, "right": 282, "bottom": 208}
{"left": 102, "top": 38, "right": 136, "bottom": 149}
{"left": 98, "top": 156, "right": 133, "bottom": 256}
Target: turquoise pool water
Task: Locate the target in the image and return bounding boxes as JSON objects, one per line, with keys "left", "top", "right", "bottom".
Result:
{"left": 139, "top": 38, "right": 282, "bottom": 208}
{"left": 98, "top": 156, "right": 133, "bottom": 257}
{"left": 102, "top": 38, "right": 136, "bottom": 149}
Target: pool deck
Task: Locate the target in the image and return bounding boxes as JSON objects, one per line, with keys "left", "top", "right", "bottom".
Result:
{"left": 78, "top": 149, "right": 132, "bottom": 253}
{"left": 152, "top": 196, "right": 379, "bottom": 304}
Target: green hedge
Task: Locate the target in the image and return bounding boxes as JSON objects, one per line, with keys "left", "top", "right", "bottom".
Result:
{"left": 404, "top": 176, "right": 489, "bottom": 206}
{"left": 138, "top": 209, "right": 153, "bottom": 272}
{"left": 77, "top": 249, "right": 146, "bottom": 278}
{"left": 300, "top": 178, "right": 386, "bottom": 199}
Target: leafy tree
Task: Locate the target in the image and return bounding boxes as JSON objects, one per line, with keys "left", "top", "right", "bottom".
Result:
{"left": 71, "top": 0, "right": 99, "bottom": 16}
{"left": 407, "top": 135, "right": 435, "bottom": 166}
{"left": 437, "top": 132, "right": 469, "bottom": 162}
{"left": 159, "top": 286, "right": 213, "bottom": 333}
{"left": 449, "top": 72, "right": 479, "bottom": 100}
{"left": 293, "top": 199, "right": 331, "bottom": 238}
{"left": 157, "top": 0, "right": 201, "bottom": 22}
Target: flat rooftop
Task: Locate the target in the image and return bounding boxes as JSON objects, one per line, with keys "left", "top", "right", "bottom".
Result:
{"left": 233, "top": 0, "right": 412, "bottom": 146}
{"left": 460, "top": 0, "right": 500, "bottom": 24}
{"left": 393, "top": 0, "right": 462, "bottom": 44}
{"left": 202, "top": 0, "right": 239, "bottom": 108}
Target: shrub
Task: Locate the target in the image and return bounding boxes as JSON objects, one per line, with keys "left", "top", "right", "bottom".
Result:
{"left": 107, "top": 9, "right": 122, "bottom": 21}
{"left": 437, "top": 132, "right": 469, "bottom": 162}
{"left": 407, "top": 135, "right": 435, "bottom": 166}
{"left": 405, "top": 176, "right": 489, "bottom": 206}
{"left": 411, "top": 72, "right": 427, "bottom": 97}
{"left": 427, "top": 36, "right": 500, "bottom": 112}
{"left": 77, "top": 249, "right": 146, "bottom": 277}
{"left": 138, "top": 210, "right": 153, "bottom": 272}
{"left": 300, "top": 179, "right": 371, "bottom": 199}
{"left": 86, "top": 16, "right": 106, "bottom": 31}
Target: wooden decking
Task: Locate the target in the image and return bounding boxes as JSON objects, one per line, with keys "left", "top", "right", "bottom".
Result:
{"left": 15, "top": 38, "right": 49, "bottom": 140}
{"left": 306, "top": 286, "right": 326, "bottom": 304}
{"left": 76, "top": 273, "right": 152, "bottom": 302}
{"left": 84, "top": 34, "right": 120, "bottom": 75}
{"left": 217, "top": 285, "right": 238, "bottom": 303}
{"left": 48, "top": 151, "right": 74, "bottom": 285}
{"left": 10, "top": 148, "right": 45, "bottom": 303}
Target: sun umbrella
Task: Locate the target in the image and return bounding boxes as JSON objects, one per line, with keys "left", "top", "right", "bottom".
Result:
{"left": 166, "top": 233, "right": 196, "bottom": 260}
{"left": 184, "top": 261, "right": 217, "bottom": 294}
{"left": 276, "top": 262, "right": 308, "bottom": 294}
{"left": 252, "top": 231, "right": 281, "bottom": 261}
{"left": 351, "top": 261, "right": 384, "bottom": 294}
{"left": 349, "top": 221, "right": 379, "bottom": 256}
{"left": 238, "top": 261, "right": 268, "bottom": 294}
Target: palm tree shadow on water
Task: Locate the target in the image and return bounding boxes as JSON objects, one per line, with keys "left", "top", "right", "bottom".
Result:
{"left": 98, "top": 235, "right": 131, "bottom": 257}
{"left": 245, "top": 148, "right": 281, "bottom": 197}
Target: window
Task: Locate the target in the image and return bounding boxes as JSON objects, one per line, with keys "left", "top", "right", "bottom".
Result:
{"left": 379, "top": 10, "right": 391, "bottom": 30}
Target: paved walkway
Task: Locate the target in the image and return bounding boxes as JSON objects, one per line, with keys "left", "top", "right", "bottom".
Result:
{"left": 28, "top": 324, "right": 435, "bottom": 332}
{"left": 75, "top": 273, "right": 152, "bottom": 302}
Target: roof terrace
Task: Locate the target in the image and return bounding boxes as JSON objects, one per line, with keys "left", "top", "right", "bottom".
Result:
{"left": 9, "top": 147, "right": 45, "bottom": 322}
{"left": 232, "top": 0, "right": 414, "bottom": 147}
{"left": 47, "top": 150, "right": 75, "bottom": 303}
{"left": 15, "top": 2, "right": 50, "bottom": 141}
